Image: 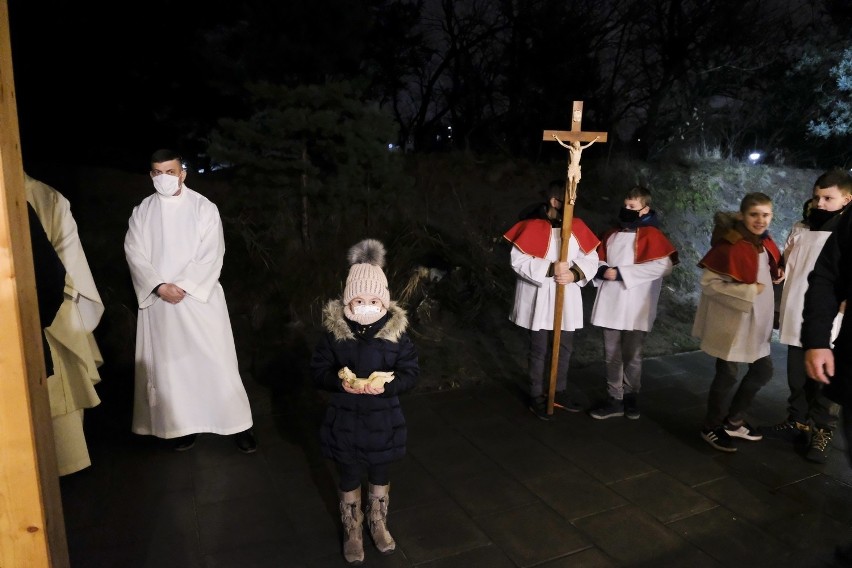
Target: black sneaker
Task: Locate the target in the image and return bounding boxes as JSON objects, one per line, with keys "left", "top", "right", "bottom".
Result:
{"left": 553, "top": 391, "right": 583, "bottom": 413}
{"left": 701, "top": 426, "right": 737, "bottom": 452}
{"left": 723, "top": 421, "right": 763, "bottom": 441}
{"left": 528, "top": 396, "right": 551, "bottom": 421}
{"left": 235, "top": 429, "right": 257, "bottom": 454}
{"left": 759, "top": 420, "right": 810, "bottom": 443}
{"left": 806, "top": 427, "right": 832, "bottom": 464}
{"left": 589, "top": 397, "right": 624, "bottom": 420}
{"left": 173, "top": 434, "right": 198, "bottom": 452}
{"left": 624, "top": 393, "right": 640, "bottom": 420}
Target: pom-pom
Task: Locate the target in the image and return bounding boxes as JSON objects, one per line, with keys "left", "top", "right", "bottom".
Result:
{"left": 347, "top": 239, "right": 386, "bottom": 267}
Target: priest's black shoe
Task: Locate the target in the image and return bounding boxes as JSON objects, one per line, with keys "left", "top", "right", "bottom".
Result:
{"left": 173, "top": 434, "right": 197, "bottom": 452}
{"left": 235, "top": 429, "right": 257, "bottom": 454}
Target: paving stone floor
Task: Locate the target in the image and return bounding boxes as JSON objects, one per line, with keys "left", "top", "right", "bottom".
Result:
{"left": 60, "top": 342, "right": 852, "bottom": 567}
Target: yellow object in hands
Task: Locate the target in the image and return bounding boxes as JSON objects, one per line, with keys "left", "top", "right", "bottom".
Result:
{"left": 338, "top": 367, "right": 395, "bottom": 389}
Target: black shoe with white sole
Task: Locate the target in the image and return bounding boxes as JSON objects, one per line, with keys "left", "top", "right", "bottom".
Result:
{"left": 701, "top": 426, "right": 737, "bottom": 452}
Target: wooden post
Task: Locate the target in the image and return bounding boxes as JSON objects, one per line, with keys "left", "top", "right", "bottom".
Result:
{"left": 0, "top": 0, "right": 71, "bottom": 565}
{"left": 541, "top": 101, "right": 608, "bottom": 414}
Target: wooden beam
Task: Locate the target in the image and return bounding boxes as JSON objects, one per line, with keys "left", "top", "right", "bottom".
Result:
{"left": 542, "top": 129, "right": 608, "bottom": 143}
{"left": 0, "top": 0, "right": 70, "bottom": 566}
{"left": 540, "top": 100, "right": 608, "bottom": 415}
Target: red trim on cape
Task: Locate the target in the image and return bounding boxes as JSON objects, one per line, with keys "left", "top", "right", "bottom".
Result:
{"left": 572, "top": 218, "right": 601, "bottom": 254}
{"left": 698, "top": 235, "right": 781, "bottom": 284}
{"left": 598, "top": 226, "right": 679, "bottom": 265}
{"left": 503, "top": 217, "right": 600, "bottom": 259}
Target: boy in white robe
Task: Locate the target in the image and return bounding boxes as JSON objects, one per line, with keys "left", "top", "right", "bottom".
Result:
{"left": 503, "top": 181, "right": 600, "bottom": 420}
{"left": 589, "top": 186, "right": 678, "bottom": 420}
{"left": 124, "top": 149, "right": 255, "bottom": 453}
{"left": 762, "top": 170, "right": 852, "bottom": 463}
{"left": 693, "top": 192, "right": 783, "bottom": 452}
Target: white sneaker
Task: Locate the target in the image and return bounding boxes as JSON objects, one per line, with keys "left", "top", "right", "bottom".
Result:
{"left": 724, "top": 422, "right": 763, "bottom": 441}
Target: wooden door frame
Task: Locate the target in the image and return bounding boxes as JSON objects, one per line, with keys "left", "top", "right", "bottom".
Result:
{"left": 0, "top": 0, "right": 70, "bottom": 566}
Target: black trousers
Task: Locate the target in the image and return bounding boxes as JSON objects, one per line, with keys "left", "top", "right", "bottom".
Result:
{"left": 786, "top": 346, "right": 839, "bottom": 429}
{"left": 338, "top": 462, "right": 390, "bottom": 492}
{"left": 704, "top": 356, "right": 773, "bottom": 429}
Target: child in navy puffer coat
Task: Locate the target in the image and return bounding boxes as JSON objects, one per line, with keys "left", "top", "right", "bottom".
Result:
{"left": 311, "top": 239, "right": 419, "bottom": 565}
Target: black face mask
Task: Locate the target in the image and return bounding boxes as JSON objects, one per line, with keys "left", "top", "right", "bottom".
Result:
{"left": 808, "top": 207, "right": 841, "bottom": 230}
{"left": 618, "top": 207, "right": 641, "bottom": 223}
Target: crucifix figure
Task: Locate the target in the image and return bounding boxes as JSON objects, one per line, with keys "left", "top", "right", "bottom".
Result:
{"left": 539, "top": 101, "right": 608, "bottom": 415}
{"left": 556, "top": 138, "right": 596, "bottom": 190}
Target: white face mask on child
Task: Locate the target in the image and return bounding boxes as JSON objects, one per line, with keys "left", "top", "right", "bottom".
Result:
{"left": 345, "top": 301, "right": 387, "bottom": 325}
{"left": 153, "top": 174, "right": 181, "bottom": 196}
{"left": 353, "top": 305, "right": 382, "bottom": 316}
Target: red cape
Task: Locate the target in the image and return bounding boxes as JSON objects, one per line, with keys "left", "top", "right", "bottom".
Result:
{"left": 698, "top": 233, "right": 781, "bottom": 284}
{"left": 503, "top": 218, "right": 600, "bottom": 259}
{"left": 599, "top": 226, "right": 679, "bottom": 265}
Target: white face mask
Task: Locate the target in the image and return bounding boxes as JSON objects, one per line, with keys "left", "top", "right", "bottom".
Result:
{"left": 353, "top": 304, "right": 382, "bottom": 315}
{"left": 153, "top": 173, "right": 181, "bottom": 196}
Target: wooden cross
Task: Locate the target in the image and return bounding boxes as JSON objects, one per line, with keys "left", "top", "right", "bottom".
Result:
{"left": 543, "top": 101, "right": 609, "bottom": 203}
{"left": 541, "top": 101, "right": 608, "bottom": 415}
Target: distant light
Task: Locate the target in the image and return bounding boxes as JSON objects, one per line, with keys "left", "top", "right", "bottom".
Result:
{"left": 748, "top": 151, "right": 763, "bottom": 164}
{"left": 387, "top": 143, "right": 394, "bottom": 150}
{"left": 197, "top": 168, "right": 206, "bottom": 174}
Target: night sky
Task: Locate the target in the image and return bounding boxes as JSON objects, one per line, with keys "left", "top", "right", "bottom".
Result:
{"left": 9, "top": 1, "right": 250, "bottom": 170}
{"left": 8, "top": 1, "right": 852, "bottom": 172}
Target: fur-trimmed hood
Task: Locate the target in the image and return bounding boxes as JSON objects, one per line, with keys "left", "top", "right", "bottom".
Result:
{"left": 322, "top": 299, "right": 409, "bottom": 342}
{"left": 711, "top": 210, "right": 772, "bottom": 249}
{"left": 699, "top": 210, "right": 782, "bottom": 283}
{"left": 710, "top": 211, "right": 744, "bottom": 246}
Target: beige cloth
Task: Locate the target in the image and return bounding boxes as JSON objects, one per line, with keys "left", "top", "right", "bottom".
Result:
{"left": 692, "top": 250, "right": 773, "bottom": 363}
{"left": 26, "top": 174, "right": 103, "bottom": 476}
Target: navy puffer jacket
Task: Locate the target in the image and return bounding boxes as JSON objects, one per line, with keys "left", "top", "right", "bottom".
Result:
{"left": 311, "top": 300, "right": 419, "bottom": 466}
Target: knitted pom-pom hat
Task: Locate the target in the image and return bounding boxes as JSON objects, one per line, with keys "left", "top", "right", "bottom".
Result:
{"left": 343, "top": 239, "right": 390, "bottom": 308}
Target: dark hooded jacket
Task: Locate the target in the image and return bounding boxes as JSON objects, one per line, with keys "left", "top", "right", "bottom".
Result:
{"left": 311, "top": 300, "right": 419, "bottom": 465}
{"left": 802, "top": 208, "right": 852, "bottom": 405}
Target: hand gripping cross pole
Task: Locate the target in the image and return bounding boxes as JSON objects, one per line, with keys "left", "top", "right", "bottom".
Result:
{"left": 541, "top": 101, "right": 608, "bottom": 415}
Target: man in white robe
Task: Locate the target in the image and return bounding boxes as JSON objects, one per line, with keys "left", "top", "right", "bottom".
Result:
{"left": 124, "top": 149, "right": 255, "bottom": 453}
{"left": 25, "top": 174, "right": 103, "bottom": 476}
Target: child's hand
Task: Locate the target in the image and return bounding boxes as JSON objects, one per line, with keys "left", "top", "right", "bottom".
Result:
{"left": 339, "top": 367, "right": 366, "bottom": 393}
{"left": 342, "top": 380, "right": 366, "bottom": 394}
{"left": 756, "top": 283, "right": 766, "bottom": 294}
{"left": 362, "top": 383, "right": 386, "bottom": 395}
{"left": 338, "top": 367, "right": 394, "bottom": 394}
{"left": 772, "top": 267, "right": 785, "bottom": 285}
{"left": 553, "top": 262, "right": 573, "bottom": 285}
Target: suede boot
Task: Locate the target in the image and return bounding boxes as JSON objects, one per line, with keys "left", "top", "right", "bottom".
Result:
{"left": 339, "top": 488, "right": 364, "bottom": 565}
{"left": 366, "top": 483, "right": 396, "bottom": 554}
